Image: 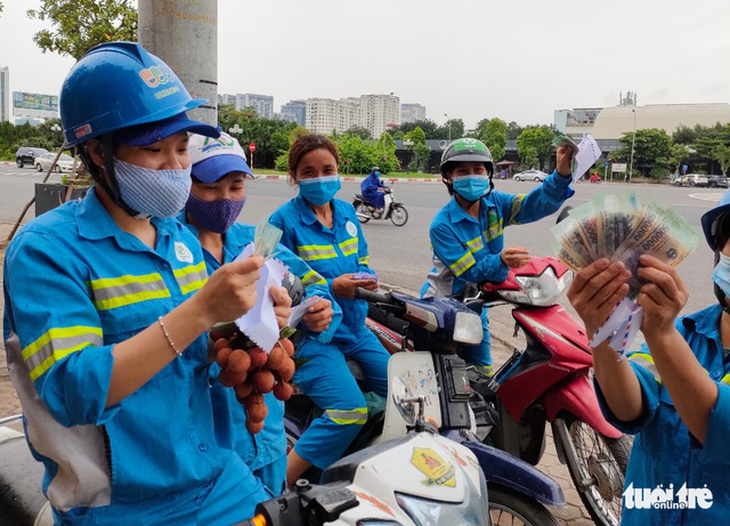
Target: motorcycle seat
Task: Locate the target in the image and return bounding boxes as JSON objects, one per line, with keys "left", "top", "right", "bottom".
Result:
{"left": 354, "top": 194, "right": 366, "bottom": 200}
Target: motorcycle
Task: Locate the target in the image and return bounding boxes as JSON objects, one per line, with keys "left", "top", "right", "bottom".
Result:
{"left": 352, "top": 188, "right": 408, "bottom": 226}
{"left": 363, "top": 256, "right": 631, "bottom": 526}
{"left": 246, "top": 395, "right": 491, "bottom": 525}
{"left": 286, "top": 289, "right": 565, "bottom": 526}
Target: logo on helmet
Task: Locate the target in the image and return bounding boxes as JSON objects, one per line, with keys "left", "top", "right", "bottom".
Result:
{"left": 139, "top": 65, "right": 174, "bottom": 88}
{"left": 74, "top": 123, "right": 93, "bottom": 139}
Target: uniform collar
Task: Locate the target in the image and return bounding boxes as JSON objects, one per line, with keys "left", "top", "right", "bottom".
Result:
{"left": 446, "top": 195, "right": 489, "bottom": 224}
{"left": 77, "top": 188, "right": 175, "bottom": 242}
{"left": 293, "top": 195, "right": 346, "bottom": 228}
{"left": 682, "top": 304, "right": 723, "bottom": 338}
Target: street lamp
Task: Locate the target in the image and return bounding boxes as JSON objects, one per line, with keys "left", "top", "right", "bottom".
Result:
{"left": 50, "top": 123, "right": 61, "bottom": 132}
{"left": 229, "top": 123, "right": 243, "bottom": 136}
{"left": 628, "top": 109, "right": 637, "bottom": 184}
{"left": 444, "top": 113, "right": 452, "bottom": 142}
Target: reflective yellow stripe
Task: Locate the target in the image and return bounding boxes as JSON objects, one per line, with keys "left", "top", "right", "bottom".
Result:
{"left": 465, "top": 236, "right": 485, "bottom": 253}
{"left": 450, "top": 251, "right": 476, "bottom": 277}
{"left": 89, "top": 272, "right": 170, "bottom": 310}
{"left": 29, "top": 341, "right": 96, "bottom": 381}
{"left": 339, "top": 237, "right": 359, "bottom": 257}
{"left": 301, "top": 270, "right": 326, "bottom": 286}
{"left": 173, "top": 261, "right": 206, "bottom": 278}
{"left": 509, "top": 195, "right": 526, "bottom": 225}
{"left": 485, "top": 222, "right": 504, "bottom": 243}
{"left": 297, "top": 244, "right": 338, "bottom": 261}
{"left": 358, "top": 255, "right": 371, "bottom": 265}
{"left": 628, "top": 352, "right": 661, "bottom": 383}
{"left": 180, "top": 278, "right": 208, "bottom": 295}
{"left": 173, "top": 262, "right": 208, "bottom": 295}
{"left": 325, "top": 407, "right": 368, "bottom": 425}
{"left": 22, "top": 326, "right": 103, "bottom": 361}
{"left": 94, "top": 289, "right": 171, "bottom": 310}
{"left": 88, "top": 272, "right": 162, "bottom": 290}
{"left": 721, "top": 374, "right": 730, "bottom": 386}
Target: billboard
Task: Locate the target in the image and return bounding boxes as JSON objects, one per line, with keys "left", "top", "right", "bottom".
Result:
{"left": 12, "top": 91, "right": 59, "bottom": 118}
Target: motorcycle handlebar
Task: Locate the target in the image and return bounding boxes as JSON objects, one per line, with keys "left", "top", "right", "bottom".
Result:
{"left": 354, "top": 288, "right": 393, "bottom": 304}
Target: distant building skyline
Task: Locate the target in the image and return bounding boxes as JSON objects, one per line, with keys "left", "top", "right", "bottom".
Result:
{"left": 401, "top": 102, "right": 426, "bottom": 124}
{"left": 235, "top": 93, "right": 274, "bottom": 119}
{"left": 0, "top": 66, "right": 10, "bottom": 123}
{"left": 305, "top": 94, "right": 400, "bottom": 137}
{"left": 280, "top": 99, "right": 306, "bottom": 126}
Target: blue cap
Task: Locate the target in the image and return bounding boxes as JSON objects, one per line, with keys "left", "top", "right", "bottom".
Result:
{"left": 188, "top": 132, "right": 254, "bottom": 183}
{"left": 114, "top": 112, "right": 219, "bottom": 147}
{"left": 701, "top": 188, "right": 730, "bottom": 250}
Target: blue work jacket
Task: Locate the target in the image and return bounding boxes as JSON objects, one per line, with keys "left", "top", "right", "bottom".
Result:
{"left": 361, "top": 172, "right": 385, "bottom": 193}
{"left": 2, "top": 189, "right": 237, "bottom": 512}
{"left": 177, "top": 216, "right": 341, "bottom": 472}
{"left": 596, "top": 304, "right": 730, "bottom": 526}
{"left": 421, "top": 171, "right": 573, "bottom": 298}
{"left": 269, "top": 196, "right": 373, "bottom": 338}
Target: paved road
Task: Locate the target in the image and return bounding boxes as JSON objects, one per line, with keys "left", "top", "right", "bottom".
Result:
{"left": 0, "top": 164, "right": 723, "bottom": 314}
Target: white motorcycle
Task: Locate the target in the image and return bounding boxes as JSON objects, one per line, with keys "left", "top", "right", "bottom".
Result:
{"left": 352, "top": 188, "right": 409, "bottom": 227}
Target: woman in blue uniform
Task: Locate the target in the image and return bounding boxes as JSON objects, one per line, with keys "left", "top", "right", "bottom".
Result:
{"left": 180, "top": 131, "right": 340, "bottom": 495}
{"left": 3, "top": 43, "right": 270, "bottom": 525}
{"left": 269, "top": 134, "right": 391, "bottom": 483}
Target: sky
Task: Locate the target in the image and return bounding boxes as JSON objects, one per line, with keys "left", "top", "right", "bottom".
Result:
{"left": 0, "top": 0, "right": 728, "bottom": 129}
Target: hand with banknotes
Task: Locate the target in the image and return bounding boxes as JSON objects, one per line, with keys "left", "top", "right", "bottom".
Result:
{"left": 553, "top": 192, "right": 699, "bottom": 356}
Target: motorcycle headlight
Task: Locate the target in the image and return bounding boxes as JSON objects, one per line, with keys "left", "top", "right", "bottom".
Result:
{"left": 499, "top": 267, "right": 573, "bottom": 306}
{"left": 395, "top": 474, "right": 489, "bottom": 526}
{"left": 452, "top": 311, "right": 483, "bottom": 345}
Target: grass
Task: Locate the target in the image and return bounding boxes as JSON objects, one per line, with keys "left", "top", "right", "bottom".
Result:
{"left": 254, "top": 169, "right": 438, "bottom": 178}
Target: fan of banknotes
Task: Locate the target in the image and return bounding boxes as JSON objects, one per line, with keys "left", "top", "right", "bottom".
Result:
{"left": 551, "top": 192, "right": 699, "bottom": 356}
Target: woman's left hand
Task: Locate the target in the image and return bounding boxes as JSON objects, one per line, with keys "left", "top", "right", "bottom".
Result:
{"left": 556, "top": 146, "right": 573, "bottom": 177}
{"left": 636, "top": 255, "right": 689, "bottom": 339}
{"left": 270, "top": 286, "right": 293, "bottom": 330}
{"left": 303, "top": 298, "right": 335, "bottom": 333}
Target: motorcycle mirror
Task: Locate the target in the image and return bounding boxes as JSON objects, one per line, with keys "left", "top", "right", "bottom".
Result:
{"left": 392, "top": 377, "right": 416, "bottom": 425}
{"left": 556, "top": 205, "right": 573, "bottom": 225}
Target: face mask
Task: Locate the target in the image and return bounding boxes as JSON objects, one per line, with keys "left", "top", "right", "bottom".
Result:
{"left": 186, "top": 194, "right": 246, "bottom": 234}
{"left": 298, "top": 174, "right": 341, "bottom": 206}
{"left": 114, "top": 158, "right": 192, "bottom": 219}
{"left": 452, "top": 174, "right": 491, "bottom": 202}
{"left": 712, "top": 253, "right": 730, "bottom": 298}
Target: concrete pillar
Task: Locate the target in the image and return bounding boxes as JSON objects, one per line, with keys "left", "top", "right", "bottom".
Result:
{"left": 138, "top": 0, "right": 218, "bottom": 126}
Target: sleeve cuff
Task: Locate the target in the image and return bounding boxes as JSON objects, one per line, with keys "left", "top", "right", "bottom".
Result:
{"left": 544, "top": 170, "right": 575, "bottom": 200}
{"left": 593, "top": 362, "right": 659, "bottom": 435}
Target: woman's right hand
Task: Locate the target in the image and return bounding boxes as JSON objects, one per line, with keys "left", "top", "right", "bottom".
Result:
{"left": 566, "top": 258, "right": 632, "bottom": 338}
{"left": 332, "top": 274, "right": 378, "bottom": 299}
{"left": 196, "top": 255, "right": 265, "bottom": 325}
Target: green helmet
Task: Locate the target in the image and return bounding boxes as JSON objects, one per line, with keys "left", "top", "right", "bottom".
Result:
{"left": 439, "top": 138, "right": 495, "bottom": 176}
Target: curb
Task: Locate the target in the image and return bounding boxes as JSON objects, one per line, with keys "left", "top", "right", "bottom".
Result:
{"left": 257, "top": 174, "right": 440, "bottom": 184}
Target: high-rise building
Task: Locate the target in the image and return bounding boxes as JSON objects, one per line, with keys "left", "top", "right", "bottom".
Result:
{"left": 281, "top": 99, "right": 306, "bottom": 126}
{"left": 235, "top": 93, "right": 274, "bottom": 119}
{"left": 304, "top": 94, "right": 401, "bottom": 137}
{"left": 275, "top": 112, "right": 297, "bottom": 123}
{"left": 218, "top": 93, "right": 237, "bottom": 107}
{"left": 401, "top": 103, "right": 426, "bottom": 124}
{"left": 0, "top": 66, "right": 10, "bottom": 123}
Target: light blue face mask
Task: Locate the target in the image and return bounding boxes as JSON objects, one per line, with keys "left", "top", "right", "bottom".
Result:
{"left": 298, "top": 174, "right": 341, "bottom": 206}
{"left": 452, "top": 174, "right": 491, "bottom": 202}
{"left": 713, "top": 253, "right": 730, "bottom": 298}
{"left": 114, "top": 158, "right": 192, "bottom": 219}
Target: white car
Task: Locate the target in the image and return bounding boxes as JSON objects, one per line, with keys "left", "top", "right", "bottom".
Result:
{"left": 513, "top": 169, "right": 548, "bottom": 182}
{"left": 35, "top": 153, "right": 74, "bottom": 173}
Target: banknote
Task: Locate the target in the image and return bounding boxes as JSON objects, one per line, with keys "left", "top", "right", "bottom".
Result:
{"left": 592, "top": 192, "right": 641, "bottom": 260}
{"left": 254, "top": 220, "right": 283, "bottom": 259}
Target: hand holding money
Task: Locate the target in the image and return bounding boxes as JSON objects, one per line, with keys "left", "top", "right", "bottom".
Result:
{"left": 636, "top": 255, "right": 689, "bottom": 340}
{"left": 501, "top": 246, "right": 532, "bottom": 268}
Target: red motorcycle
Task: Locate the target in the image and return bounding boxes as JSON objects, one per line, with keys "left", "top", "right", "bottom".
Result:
{"left": 365, "top": 256, "right": 630, "bottom": 526}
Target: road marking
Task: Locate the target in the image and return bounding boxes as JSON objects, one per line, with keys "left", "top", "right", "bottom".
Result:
{"left": 689, "top": 192, "right": 725, "bottom": 203}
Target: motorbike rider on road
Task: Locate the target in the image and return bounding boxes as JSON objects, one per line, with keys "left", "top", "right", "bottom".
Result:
{"left": 180, "top": 132, "right": 340, "bottom": 495}
{"left": 361, "top": 166, "right": 387, "bottom": 211}
{"left": 567, "top": 189, "right": 730, "bottom": 525}
{"left": 421, "top": 137, "right": 575, "bottom": 375}
{"left": 2, "top": 42, "right": 279, "bottom": 525}
{"left": 269, "top": 134, "right": 391, "bottom": 484}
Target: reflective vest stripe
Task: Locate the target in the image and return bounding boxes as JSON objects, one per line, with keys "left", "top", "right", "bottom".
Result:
{"left": 721, "top": 374, "right": 730, "bottom": 387}
{"left": 509, "top": 195, "right": 526, "bottom": 225}
{"left": 628, "top": 352, "right": 661, "bottom": 383}
{"left": 325, "top": 407, "right": 368, "bottom": 425}
{"left": 358, "top": 255, "right": 371, "bottom": 265}
{"left": 89, "top": 273, "right": 170, "bottom": 310}
{"left": 297, "top": 244, "right": 338, "bottom": 261}
{"left": 21, "top": 326, "right": 103, "bottom": 381}
{"left": 302, "top": 269, "right": 327, "bottom": 286}
{"left": 466, "top": 236, "right": 485, "bottom": 253}
{"left": 339, "top": 238, "right": 359, "bottom": 257}
{"left": 173, "top": 262, "right": 208, "bottom": 295}
{"left": 485, "top": 220, "right": 504, "bottom": 243}
{"left": 450, "top": 251, "right": 476, "bottom": 277}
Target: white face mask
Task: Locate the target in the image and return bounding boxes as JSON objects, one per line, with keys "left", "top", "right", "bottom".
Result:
{"left": 713, "top": 253, "right": 730, "bottom": 298}
{"left": 114, "top": 158, "right": 192, "bottom": 219}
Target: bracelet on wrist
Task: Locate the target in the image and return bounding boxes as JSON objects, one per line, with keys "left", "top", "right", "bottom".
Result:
{"left": 158, "top": 316, "right": 183, "bottom": 357}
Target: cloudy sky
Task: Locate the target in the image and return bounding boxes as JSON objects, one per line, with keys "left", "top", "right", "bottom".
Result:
{"left": 1, "top": 0, "right": 728, "bottom": 128}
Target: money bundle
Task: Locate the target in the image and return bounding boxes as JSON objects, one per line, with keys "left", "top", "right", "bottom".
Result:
{"left": 254, "top": 220, "right": 283, "bottom": 259}
{"left": 552, "top": 192, "right": 699, "bottom": 356}
{"left": 552, "top": 192, "right": 699, "bottom": 295}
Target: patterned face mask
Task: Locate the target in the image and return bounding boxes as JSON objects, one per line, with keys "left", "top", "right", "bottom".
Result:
{"left": 713, "top": 252, "right": 730, "bottom": 299}
{"left": 114, "top": 158, "right": 192, "bottom": 219}
{"left": 185, "top": 194, "right": 246, "bottom": 234}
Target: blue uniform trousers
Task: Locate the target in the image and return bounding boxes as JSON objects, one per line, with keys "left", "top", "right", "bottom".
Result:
{"left": 292, "top": 328, "right": 389, "bottom": 469}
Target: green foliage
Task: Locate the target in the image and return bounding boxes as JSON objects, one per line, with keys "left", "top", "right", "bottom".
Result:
{"left": 396, "top": 119, "right": 439, "bottom": 139}
{"left": 669, "top": 143, "right": 690, "bottom": 174}
{"left": 0, "top": 118, "right": 65, "bottom": 160}
{"left": 672, "top": 125, "right": 697, "bottom": 145}
{"left": 27, "top": 0, "right": 137, "bottom": 59}
{"left": 616, "top": 128, "right": 672, "bottom": 177}
{"left": 506, "top": 121, "right": 523, "bottom": 140}
{"left": 517, "top": 125, "right": 555, "bottom": 170}
{"left": 344, "top": 126, "right": 371, "bottom": 141}
{"left": 403, "top": 126, "right": 430, "bottom": 172}
{"left": 714, "top": 145, "right": 730, "bottom": 176}
{"left": 477, "top": 118, "right": 507, "bottom": 162}
{"left": 374, "top": 132, "right": 400, "bottom": 173}
{"left": 331, "top": 131, "right": 400, "bottom": 174}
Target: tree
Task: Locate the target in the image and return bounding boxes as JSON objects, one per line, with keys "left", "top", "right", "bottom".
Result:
{"left": 438, "top": 119, "right": 465, "bottom": 141}
{"left": 669, "top": 143, "right": 691, "bottom": 175}
{"left": 672, "top": 125, "right": 697, "bottom": 145}
{"left": 478, "top": 118, "right": 507, "bottom": 162}
{"left": 344, "top": 125, "right": 371, "bottom": 141}
{"left": 27, "top": 0, "right": 137, "bottom": 59}
{"left": 713, "top": 145, "right": 730, "bottom": 176}
{"left": 375, "top": 132, "right": 400, "bottom": 173}
{"left": 516, "top": 126, "right": 555, "bottom": 170}
{"left": 506, "top": 121, "right": 523, "bottom": 140}
{"left": 405, "top": 126, "right": 430, "bottom": 172}
{"left": 616, "top": 128, "right": 672, "bottom": 178}
{"left": 520, "top": 146, "right": 539, "bottom": 169}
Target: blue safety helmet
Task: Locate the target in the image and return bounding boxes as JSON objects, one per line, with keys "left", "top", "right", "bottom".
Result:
{"left": 60, "top": 41, "right": 210, "bottom": 147}
{"left": 701, "top": 188, "right": 730, "bottom": 251}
